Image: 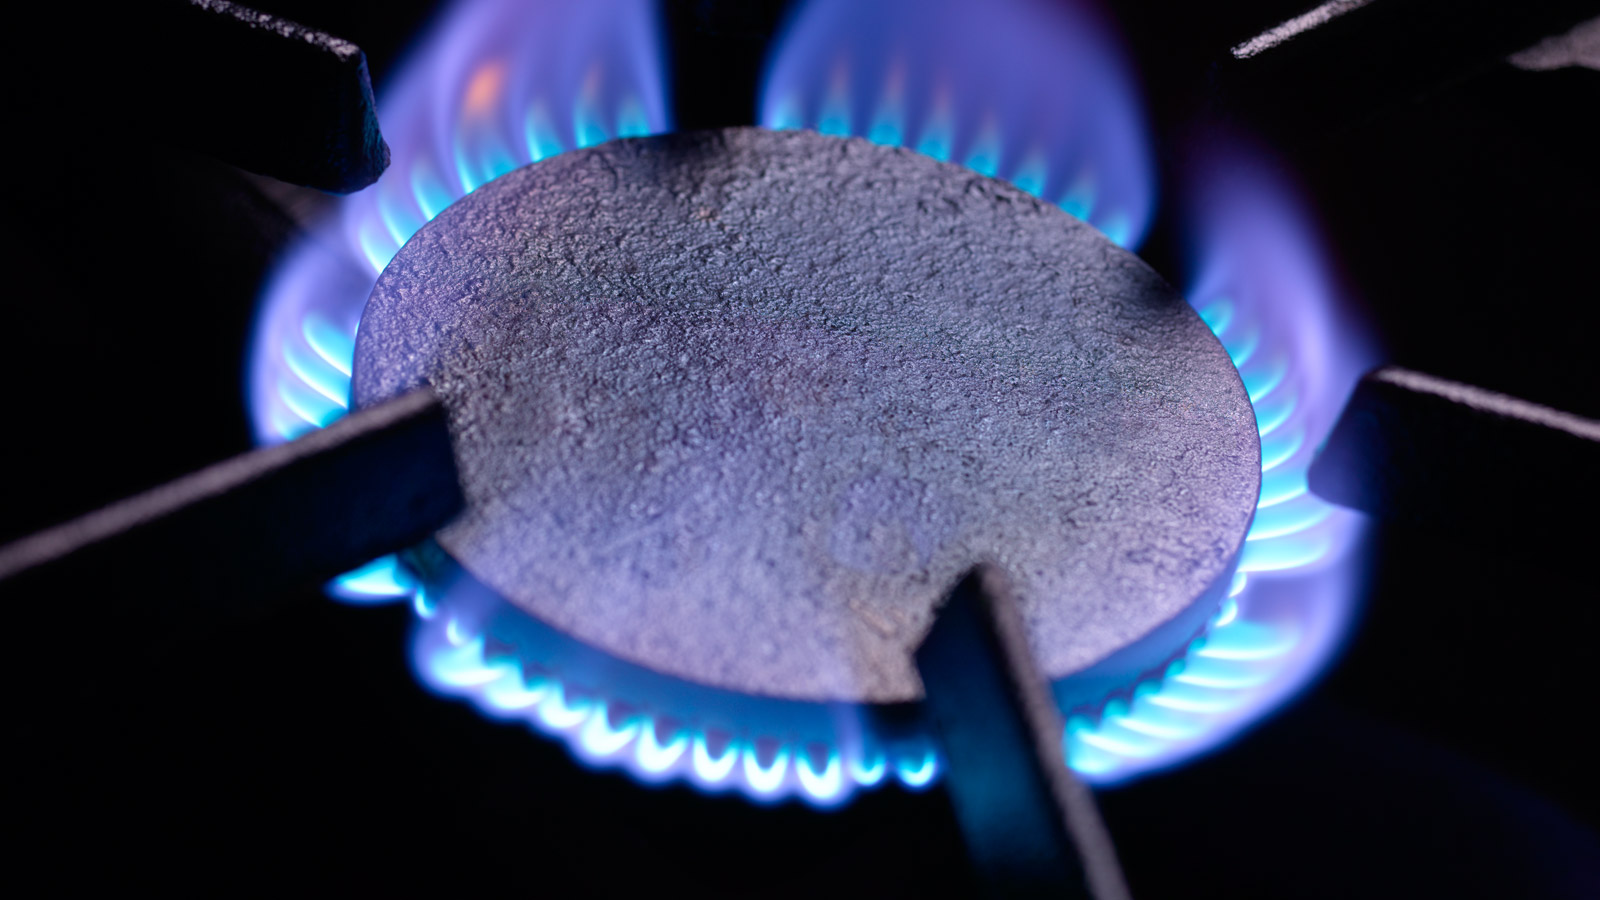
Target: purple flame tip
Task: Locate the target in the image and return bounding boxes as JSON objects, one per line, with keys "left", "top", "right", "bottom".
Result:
{"left": 760, "top": 0, "right": 1156, "bottom": 248}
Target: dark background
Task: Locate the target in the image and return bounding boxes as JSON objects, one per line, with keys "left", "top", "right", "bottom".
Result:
{"left": 5, "top": 1, "right": 1597, "bottom": 896}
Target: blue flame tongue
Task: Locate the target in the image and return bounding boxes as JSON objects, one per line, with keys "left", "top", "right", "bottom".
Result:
{"left": 760, "top": 0, "right": 1155, "bottom": 250}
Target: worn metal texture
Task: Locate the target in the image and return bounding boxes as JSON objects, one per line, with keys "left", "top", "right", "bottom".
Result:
{"left": 121, "top": 0, "right": 390, "bottom": 192}
{"left": 353, "top": 128, "right": 1259, "bottom": 704}
{"left": 0, "top": 390, "right": 461, "bottom": 626}
{"left": 1308, "top": 365, "right": 1600, "bottom": 532}
{"left": 916, "top": 566, "right": 1131, "bottom": 900}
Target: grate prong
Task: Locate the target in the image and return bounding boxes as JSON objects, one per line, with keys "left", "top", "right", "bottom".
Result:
{"left": 915, "top": 565, "right": 1131, "bottom": 900}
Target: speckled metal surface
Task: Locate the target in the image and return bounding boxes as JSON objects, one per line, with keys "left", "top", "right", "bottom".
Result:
{"left": 352, "top": 128, "right": 1259, "bottom": 704}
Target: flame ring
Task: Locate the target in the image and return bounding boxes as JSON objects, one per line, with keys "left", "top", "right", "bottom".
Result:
{"left": 250, "top": 0, "right": 1366, "bottom": 805}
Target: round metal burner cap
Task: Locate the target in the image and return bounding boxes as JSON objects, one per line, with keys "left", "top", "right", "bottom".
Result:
{"left": 353, "top": 128, "right": 1260, "bottom": 704}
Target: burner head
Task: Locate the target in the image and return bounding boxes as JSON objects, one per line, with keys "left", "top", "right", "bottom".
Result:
{"left": 353, "top": 128, "right": 1259, "bottom": 704}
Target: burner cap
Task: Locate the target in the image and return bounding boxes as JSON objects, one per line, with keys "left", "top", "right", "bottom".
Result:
{"left": 353, "top": 128, "right": 1259, "bottom": 704}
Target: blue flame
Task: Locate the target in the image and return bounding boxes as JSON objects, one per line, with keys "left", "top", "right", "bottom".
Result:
{"left": 1059, "top": 138, "right": 1376, "bottom": 782}
{"left": 759, "top": 0, "right": 1155, "bottom": 249}
{"left": 396, "top": 557, "right": 945, "bottom": 807}
{"left": 249, "top": 0, "right": 1372, "bottom": 804}
{"left": 326, "top": 554, "right": 415, "bottom": 603}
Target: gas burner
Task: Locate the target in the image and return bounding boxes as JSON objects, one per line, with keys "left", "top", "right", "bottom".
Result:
{"left": 238, "top": 0, "right": 1370, "bottom": 799}
{"left": 361, "top": 128, "right": 1255, "bottom": 703}
{"left": 4, "top": 0, "right": 1371, "bottom": 807}
{"left": 348, "top": 126, "right": 1255, "bottom": 800}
